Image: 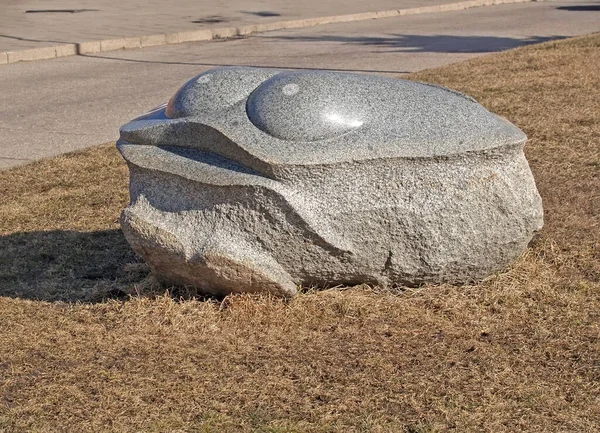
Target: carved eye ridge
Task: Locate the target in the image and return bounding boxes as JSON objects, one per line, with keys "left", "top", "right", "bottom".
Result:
{"left": 165, "top": 67, "right": 278, "bottom": 119}
{"left": 246, "top": 71, "right": 368, "bottom": 142}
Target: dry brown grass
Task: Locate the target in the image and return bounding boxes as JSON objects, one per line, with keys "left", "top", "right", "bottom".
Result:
{"left": 1, "top": 34, "right": 599, "bottom": 432}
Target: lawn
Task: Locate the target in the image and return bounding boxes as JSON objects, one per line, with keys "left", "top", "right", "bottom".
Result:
{"left": 0, "top": 34, "right": 599, "bottom": 432}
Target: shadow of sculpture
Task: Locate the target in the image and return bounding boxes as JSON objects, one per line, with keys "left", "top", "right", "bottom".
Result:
{"left": 0, "top": 229, "right": 234, "bottom": 303}
{"left": 264, "top": 34, "right": 567, "bottom": 53}
{"left": 0, "top": 229, "right": 148, "bottom": 303}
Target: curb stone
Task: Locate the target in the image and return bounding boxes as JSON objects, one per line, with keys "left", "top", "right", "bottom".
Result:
{"left": 0, "top": 0, "right": 541, "bottom": 65}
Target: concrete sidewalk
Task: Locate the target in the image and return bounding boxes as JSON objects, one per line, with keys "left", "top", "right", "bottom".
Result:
{"left": 1, "top": 0, "right": 534, "bottom": 64}
{"left": 1, "top": 0, "right": 599, "bottom": 170}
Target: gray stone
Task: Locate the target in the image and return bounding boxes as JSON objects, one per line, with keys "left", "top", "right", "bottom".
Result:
{"left": 117, "top": 66, "right": 543, "bottom": 297}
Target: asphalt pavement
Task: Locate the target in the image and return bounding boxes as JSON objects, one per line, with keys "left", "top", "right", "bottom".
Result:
{"left": 0, "top": 0, "right": 599, "bottom": 170}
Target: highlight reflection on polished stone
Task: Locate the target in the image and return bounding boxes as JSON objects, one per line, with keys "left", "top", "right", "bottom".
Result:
{"left": 118, "top": 66, "right": 544, "bottom": 297}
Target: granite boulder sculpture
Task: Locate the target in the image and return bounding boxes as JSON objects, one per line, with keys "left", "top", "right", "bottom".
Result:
{"left": 117, "top": 67, "right": 543, "bottom": 297}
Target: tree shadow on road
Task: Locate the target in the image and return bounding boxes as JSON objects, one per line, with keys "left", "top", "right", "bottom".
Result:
{"left": 240, "top": 10, "right": 281, "bottom": 17}
{"left": 57, "top": 34, "right": 568, "bottom": 76}
{"left": 556, "top": 5, "right": 600, "bottom": 11}
{"left": 265, "top": 34, "right": 567, "bottom": 53}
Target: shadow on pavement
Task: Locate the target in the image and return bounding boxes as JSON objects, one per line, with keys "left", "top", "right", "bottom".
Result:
{"left": 240, "top": 10, "right": 281, "bottom": 17}
{"left": 265, "top": 34, "right": 567, "bottom": 53}
{"left": 79, "top": 53, "right": 411, "bottom": 75}
{"left": 25, "top": 9, "right": 99, "bottom": 13}
{"left": 0, "top": 229, "right": 146, "bottom": 303}
{"left": 192, "top": 15, "right": 229, "bottom": 24}
{"left": 0, "top": 33, "right": 74, "bottom": 46}
{"left": 556, "top": 5, "right": 600, "bottom": 11}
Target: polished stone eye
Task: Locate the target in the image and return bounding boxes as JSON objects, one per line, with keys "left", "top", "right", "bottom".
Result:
{"left": 166, "top": 67, "right": 277, "bottom": 118}
{"left": 246, "top": 72, "right": 368, "bottom": 141}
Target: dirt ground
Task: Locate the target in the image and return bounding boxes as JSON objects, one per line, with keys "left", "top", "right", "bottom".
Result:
{"left": 0, "top": 34, "right": 599, "bottom": 432}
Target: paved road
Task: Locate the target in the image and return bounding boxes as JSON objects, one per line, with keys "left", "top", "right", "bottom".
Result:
{"left": 0, "top": 0, "right": 459, "bottom": 51}
{"left": 1, "top": 0, "right": 599, "bottom": 169}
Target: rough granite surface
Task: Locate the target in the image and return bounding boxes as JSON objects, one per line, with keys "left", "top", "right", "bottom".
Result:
{"left": 118, "top": 66, "right": 544, "bottom": 297}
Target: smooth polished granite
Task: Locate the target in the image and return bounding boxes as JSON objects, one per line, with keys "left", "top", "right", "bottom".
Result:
{"left": 118, "top": 67, "right": 543, "bottom": 296}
